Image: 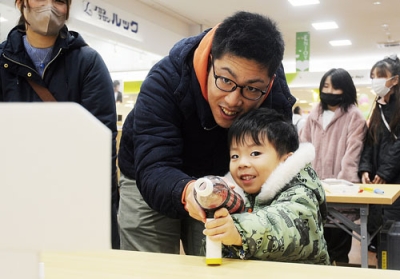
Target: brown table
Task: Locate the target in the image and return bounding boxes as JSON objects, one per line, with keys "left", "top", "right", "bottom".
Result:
{"left": 40, "top": 250, "right": 400, "bottom": 278}
{"left": 325, "top": 184, "right": 400, "bottom": 268}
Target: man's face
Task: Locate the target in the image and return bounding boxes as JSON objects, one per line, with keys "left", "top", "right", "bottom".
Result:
{"left": 207, "top": 54, "right": 272, "bottom": 128}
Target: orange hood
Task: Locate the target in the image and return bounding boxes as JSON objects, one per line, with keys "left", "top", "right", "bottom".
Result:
{"left": 193, "top": 25, "right": 219, "bottom": 101}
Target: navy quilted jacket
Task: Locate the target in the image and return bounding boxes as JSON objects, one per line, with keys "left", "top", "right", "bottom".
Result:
{"left": 118, "top": 29, "right": 295, "bottom": 219}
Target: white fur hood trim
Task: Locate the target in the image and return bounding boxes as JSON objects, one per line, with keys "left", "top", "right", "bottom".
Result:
{"left": 258, "top": 142, "right": 315, "bottom": 202}
{"left": 225, "top": 143, "right": 315, "bottom": 203}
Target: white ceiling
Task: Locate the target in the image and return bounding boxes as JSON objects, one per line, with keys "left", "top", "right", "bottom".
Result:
{"left": 135, "top": 0, "right": 400, "bottom": 114}
{"left": 137, "top": 0, "right": 400, "bottom": 72}
{"left": 1, "top": 0, "right": 400, "bottom": 113}
{"left": 2, "top": 0, "right": 399, "bottom": 72}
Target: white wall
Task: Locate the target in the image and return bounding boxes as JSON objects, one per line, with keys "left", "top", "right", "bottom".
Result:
{"left": 0, "top": 0, "right": 198, "bottom": 73}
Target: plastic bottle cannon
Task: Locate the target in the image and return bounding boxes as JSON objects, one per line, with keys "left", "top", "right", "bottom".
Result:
{"left": 194, "top": 176, "right": 245, "bottom": 265}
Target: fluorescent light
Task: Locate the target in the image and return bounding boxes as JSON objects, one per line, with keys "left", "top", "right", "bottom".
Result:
{"left": 329, "top": 40, "right": 352, "bottom": 46}
{"left": 0, "top": 17, "right": 8, "bottom": 23}
{"left": 288, "top": 0, "right": 320, "bottom": 6}
{"left": 312, "top": 21, "right": 338, "bottom": 30}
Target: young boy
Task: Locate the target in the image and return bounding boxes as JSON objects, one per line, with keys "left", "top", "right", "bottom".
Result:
{"left": 203, "top": 108, "right": 330, "bottom": 264}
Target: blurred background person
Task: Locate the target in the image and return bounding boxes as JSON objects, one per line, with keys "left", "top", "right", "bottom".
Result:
{"left": 114, "top": 80, "right": 123, "bottom": 103}
{"left": 359, "top": 54, "right": 400, "bottom": 252}
{"left": 299, "top": 68, "right": 367, "bottom": 264}
{"left": 292, "top": 105, "right": 306, "bottom": 132}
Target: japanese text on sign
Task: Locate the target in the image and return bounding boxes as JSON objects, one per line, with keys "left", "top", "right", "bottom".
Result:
{"left": 83, "top": 1, "right": 139, "bottom": 34}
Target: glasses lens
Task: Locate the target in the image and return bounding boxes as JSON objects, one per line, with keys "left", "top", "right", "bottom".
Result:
{"left": 215, "top": 77, "right": 236, "bottom": 92}
{"left": 242, "top": 87, "right": 263, "bottom": 100}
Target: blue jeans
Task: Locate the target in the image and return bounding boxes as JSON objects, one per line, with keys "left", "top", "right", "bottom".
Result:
{"left": 118, "top": 172, "right": 204, "bottom": 255}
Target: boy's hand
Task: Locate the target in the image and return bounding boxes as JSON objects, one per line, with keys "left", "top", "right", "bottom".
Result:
{"left": 203, "top": 208, "right": 242, "bottom": 246}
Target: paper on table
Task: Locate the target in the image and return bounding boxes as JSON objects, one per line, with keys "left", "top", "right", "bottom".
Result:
{"left": 321, "top": 178, "right": 360, "bottom": 194}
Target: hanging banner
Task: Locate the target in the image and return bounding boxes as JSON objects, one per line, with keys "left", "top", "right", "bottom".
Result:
{"left": 296, "top": 32, "right": 310, "bottom": 72}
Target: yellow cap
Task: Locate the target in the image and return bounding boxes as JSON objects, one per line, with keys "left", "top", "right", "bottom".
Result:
{"left": 206, "top": 258, "right": 222, "bottom": 265}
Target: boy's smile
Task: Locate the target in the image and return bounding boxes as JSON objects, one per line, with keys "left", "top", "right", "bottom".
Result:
{"left": 229, "top": 136, "right": 286, "bottom": 194}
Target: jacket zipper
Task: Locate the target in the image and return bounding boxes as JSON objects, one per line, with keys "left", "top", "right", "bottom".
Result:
{"left": 3, "top": 48, "right": 62, "bottom": 79}
{"left": 247, "top": 195, "right": 256, "bottom": 213}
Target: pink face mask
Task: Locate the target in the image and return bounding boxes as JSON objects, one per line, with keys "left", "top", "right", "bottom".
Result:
{"left": 24, "top": 4, "right": 66, "bottom": 36}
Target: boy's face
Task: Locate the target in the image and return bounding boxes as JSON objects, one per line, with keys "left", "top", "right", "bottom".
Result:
{"left": 229, "top": 135, "right": 287, "bottom": 194}
{"left": 207, "top": 54, "right": 272, "bottom": 129}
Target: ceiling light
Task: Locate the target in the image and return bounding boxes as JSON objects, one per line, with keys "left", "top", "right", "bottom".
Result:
{"left": 312, "top": 21, "right": 338, "bottom": 30}
{"left": 288, "top": 0, "right": 320, "bottom": 6}
{"left": 0, "top": 17, "right": 8, "bottom": 23}
{"left": 329, "top": 40, "right": 352, "bottom": 46}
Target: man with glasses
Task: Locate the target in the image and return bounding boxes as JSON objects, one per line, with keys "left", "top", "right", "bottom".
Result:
{"left": 118, "top": 11, "right": 295, "bottom": 255}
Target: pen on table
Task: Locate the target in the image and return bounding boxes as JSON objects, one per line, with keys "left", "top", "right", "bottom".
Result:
{"left": 361, "top": 187, "right": 374, "bottom": 192}
{"left": 374, "top": 188, "right": 385, "bottom": 194}
{"left": 359, "top": 186, "right": 385, "bottom": 194}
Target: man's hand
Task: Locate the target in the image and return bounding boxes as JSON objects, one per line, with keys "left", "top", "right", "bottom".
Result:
{"left": 203, "top": 208, "right": 242, "bottom": 246}
{"left": 184, "top": 181, "right": 206, "bottom": 222}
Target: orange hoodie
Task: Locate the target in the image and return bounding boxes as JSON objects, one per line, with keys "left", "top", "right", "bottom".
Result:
{"left": 193, "top": 25, "right": 219, "bottom": 101}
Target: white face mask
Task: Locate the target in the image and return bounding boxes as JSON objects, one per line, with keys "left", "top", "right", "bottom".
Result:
{"left": 24, "top": 5, "right": 66, "bottom": 36}
{"left": 371, "top": 77, "right": 394, "bottom": 98}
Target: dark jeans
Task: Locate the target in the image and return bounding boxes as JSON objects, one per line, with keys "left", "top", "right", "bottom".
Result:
{"left": 368, "top": 204, "right": 383, "bottom": 250}
{"left": 324, "top": 227, "right": 352, "bottom": 263}
{"left": 112, "top": 201, "right": 120, "bottom": 249}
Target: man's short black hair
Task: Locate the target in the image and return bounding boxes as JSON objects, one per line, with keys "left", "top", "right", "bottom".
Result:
{"left": 113, "top": 80, "right": 120, "bottom": 88}
{"left": 211, "top": 11, "right": 284, "bottom": 78}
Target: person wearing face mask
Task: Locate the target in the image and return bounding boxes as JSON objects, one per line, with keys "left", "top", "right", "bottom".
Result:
{"left": 0, "top": 0, "right": 120, "bottom": 249}
{"left": 358, "top": 55, "right": 400, "bottom": 252}
{"left": 299, "top": 68, "right": 367, "bottom": 264}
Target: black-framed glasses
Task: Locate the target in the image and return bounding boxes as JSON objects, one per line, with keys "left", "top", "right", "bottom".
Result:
{"left": 212, "top": 61, "right": 275, "bottom": 101}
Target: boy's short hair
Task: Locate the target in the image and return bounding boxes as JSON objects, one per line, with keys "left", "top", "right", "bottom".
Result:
{"left": 228, "top": 108, "right": 299, "bottom": 157}
{"left": 211, "top": 11, "right": 284, "bottom": 78}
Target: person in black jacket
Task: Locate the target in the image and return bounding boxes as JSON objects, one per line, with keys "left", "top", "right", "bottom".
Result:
{"left": 118, "top": 11, "right": 295, "bottom": 255}
{"left": 113, "top": 80, "right": 123, "bottom": 103}
{"left": 359, "top": 54, "right": 400, "bottom": 251}
{"left": 0, "top": 0, "right": 120, "bottom": 249}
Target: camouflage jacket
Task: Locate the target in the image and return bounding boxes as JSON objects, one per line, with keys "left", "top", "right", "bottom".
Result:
{"left": 224, "top": 143, "right": 330, "bottom": 265}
